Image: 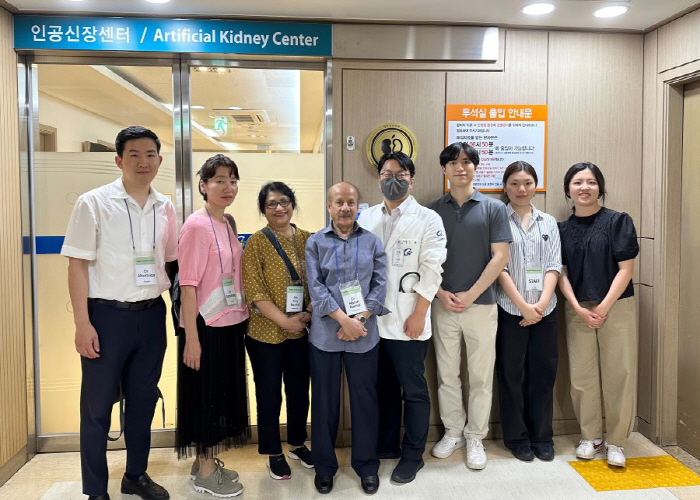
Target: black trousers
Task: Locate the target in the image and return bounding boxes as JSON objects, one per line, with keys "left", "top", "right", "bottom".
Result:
{"left": 310, "top": 343, "right": 379, "bottom": 478}
{"left": 377, "top": 338, "right": 430, "bottom": 460}
{"left": 81, "top": 298, "right": 167, "bottom": 496}
{"left": 245, "top": 335, "right": 310, "bottom": 455}
{"left": 495, "top": 306, "right": 558, "bottom": 450}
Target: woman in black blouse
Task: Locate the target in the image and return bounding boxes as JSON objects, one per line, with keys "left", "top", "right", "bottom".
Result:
{"left": 558, "top": 162, "right": 639, "bottom": 469}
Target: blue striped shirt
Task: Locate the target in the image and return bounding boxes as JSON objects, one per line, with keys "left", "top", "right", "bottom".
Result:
{"left": 495, "top": 204, "right": 562, "bottom": 317}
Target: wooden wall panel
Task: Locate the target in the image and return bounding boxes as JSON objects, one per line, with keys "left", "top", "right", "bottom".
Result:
{"left": 341, "top": 70, "right": 446, "bottom": 207}
{"left": 547, "top": 32, "right": 643, "bottom": 224}
{"left": 657, "top": 7, "right": 700, "bottom": 74}
{"left": 642, "top": 31, "right": 658, "bottom": 239}
{"left": 0, "top": 7, "right": 28, "bottom": 472}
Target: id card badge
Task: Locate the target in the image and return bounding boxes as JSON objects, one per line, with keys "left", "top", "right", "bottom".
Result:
{"left": 392, "top": 248, "right": 405, "bottom": 267}
{"left": 525, "top": 266, "right": 543, "bottom": 292}
{"left": 222, "top": 275, "right": 239, "bottom": 306}
{"left": 134, "top": 255, "right": 157, "bottom": 286}
{"left": 286, "top": 284, "right": 304, "bottom": 313}
{"left": 339, "top": 279, "right": 367, "bottom": 316}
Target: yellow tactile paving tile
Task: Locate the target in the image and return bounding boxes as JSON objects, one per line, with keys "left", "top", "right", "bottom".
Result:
{"left": 569, "top": 455, "right": 700, "bottom": 491}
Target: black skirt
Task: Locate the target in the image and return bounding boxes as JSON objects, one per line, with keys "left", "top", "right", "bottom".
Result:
{"left": 176, "top": 316, "right": 251, "bottom": 458}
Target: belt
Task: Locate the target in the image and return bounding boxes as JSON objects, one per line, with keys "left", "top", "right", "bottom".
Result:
{"left": 90, "top": 297, "right": 161, "bottom": 311}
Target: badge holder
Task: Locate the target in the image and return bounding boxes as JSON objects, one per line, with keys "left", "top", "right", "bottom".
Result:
{"left": 525, "top": 265, "right": 543, "bottom": 292}
{"left": 221, "top": 273, "right": 239, "bottom": 306}
{"left": 340, "top": 279, "right": 368, "bottom": 317}
{"left": 134, "top": 253, "right": 157, "bottom": 286}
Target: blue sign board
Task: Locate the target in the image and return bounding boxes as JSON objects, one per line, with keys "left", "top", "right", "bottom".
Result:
{"left": 14, "top": 15, "right": 332, "bottom": 56}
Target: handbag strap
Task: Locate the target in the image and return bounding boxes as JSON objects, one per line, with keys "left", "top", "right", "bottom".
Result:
{"left": 261, "top": 227, "right": 301, "bottom": 283}
{"left": 224, "top": 213, "right": 237, "bottom": 237}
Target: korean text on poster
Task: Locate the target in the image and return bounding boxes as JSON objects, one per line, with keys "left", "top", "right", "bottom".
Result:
{"left": 445, "top": 105, "right": 547, "bottom": 192}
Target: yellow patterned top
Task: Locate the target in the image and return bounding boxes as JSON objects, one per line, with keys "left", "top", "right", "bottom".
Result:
{"left": 242, "top": 225, "right": 311, "bottom": 344}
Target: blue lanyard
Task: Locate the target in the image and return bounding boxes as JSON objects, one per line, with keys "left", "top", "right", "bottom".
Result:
{"left": 205, "top": 207, "right": 235, "bottom": 275}
{"left": 514, "top": 210, "right": 543, "bottom": 267}
{"left": 124, "top": 199, "right": 155, "bottom": 253}
{"left": 332, "top": 232, "right": 360, "bottom": 283}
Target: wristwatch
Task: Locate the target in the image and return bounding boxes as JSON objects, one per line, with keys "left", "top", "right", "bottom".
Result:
{"left": 355, "top": 314, "right": 367, "bottom": 325}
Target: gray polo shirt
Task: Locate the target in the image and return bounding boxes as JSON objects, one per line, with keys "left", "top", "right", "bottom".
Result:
{"left": 428, "top": 190, "right": 512, "bottom": 304}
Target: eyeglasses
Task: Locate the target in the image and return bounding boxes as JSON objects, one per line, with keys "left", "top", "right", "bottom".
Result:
{"left": 379, "top": 170, "right": 410, "bottom": 181}
{"left": 265, "top": 199, "right": 292, "bottom": 210}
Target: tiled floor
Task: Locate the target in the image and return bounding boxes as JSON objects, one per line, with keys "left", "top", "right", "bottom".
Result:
{"left": 2, "top": 433, "right": 700, "bottom": 499}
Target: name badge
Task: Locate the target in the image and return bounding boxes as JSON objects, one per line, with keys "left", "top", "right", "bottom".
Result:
{"left": 339, "top": 279, "right": 368, "bottom": 317}
{"left": 134, "top": 255, "right": 156, "bottom": 286}
{"left": 392, "top": 248, "right": 404, "bottom": 267}
{"left": 286, "top": 285, "right": 304, "bottom": 313}
{"left": 222, "top": 276, "right": 239, "bottom": 306}
{"left": 525, "top": 266, "right": 543, "bottom": 292}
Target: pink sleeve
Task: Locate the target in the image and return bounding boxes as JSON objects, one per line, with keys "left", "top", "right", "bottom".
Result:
{"left": 177, "top": 218, "right": 210, "bottom": 287}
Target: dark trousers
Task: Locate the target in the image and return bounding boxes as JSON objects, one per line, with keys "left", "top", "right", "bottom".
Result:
{"left": 495, "top": 306, "right": 558, "bottom": 450}
{"left": 377, "top": 338, "right": 430, "bottom": 460}
{"left": 245, "top": 335, "right": 310, "bottom": 455}
{"left": 310, "top": 343, "right": 379, "bottom": 478}
{"left": 81, "top": 298, "right": 167, "bottom": 496}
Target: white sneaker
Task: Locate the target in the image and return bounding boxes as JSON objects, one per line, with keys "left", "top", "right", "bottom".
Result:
{"left": 466, "top": 438, "right": 487, "bottom": 470}
{"left": 576, "top": 438, "right": 604, "bottom": 460}
{"left": 431, "top": 435, "right": 466, "bottom": 459}
{"left": 606, "top": 444, "right": 626, "bottom": 467}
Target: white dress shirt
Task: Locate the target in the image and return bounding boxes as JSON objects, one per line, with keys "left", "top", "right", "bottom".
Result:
{"left": 61, "top": 177, "right": 178, "bottom": 302}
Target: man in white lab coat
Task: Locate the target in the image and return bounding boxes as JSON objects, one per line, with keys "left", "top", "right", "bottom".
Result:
{"left": 358, "top": 152, "right": 447, "bottom": 483}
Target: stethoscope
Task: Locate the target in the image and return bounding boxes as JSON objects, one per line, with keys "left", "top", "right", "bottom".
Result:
{"left": 399, "top": 271, "right": 421, "bottom": 293}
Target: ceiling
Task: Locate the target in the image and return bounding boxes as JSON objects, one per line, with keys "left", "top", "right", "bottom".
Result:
{"left": 5, "top": 0, "right": 700, "bottom": 32}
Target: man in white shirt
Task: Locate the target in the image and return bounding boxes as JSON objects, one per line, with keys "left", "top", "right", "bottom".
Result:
{"left": 358, "top": 152, "right": 447, "bottom": 483}
{"left": 61, "top": 126, "right": 178, "bottom": 500}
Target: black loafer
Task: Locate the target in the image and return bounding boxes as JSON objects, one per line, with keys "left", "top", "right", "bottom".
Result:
{"left": 314, "top": 474, "right": 334, "bottom": 494}
{"left": 361, "top": 475, "right": 380, "bottom": 495}
{"left": 533, "top": 444, "right": 555, "bottom": 461}
{"left": 88, "top": 495, "right": 111, "bottom": 500}
{"left": 511, "top": 445, "right": 535, "bottom": 462}
{"left": 120, "top": 472, "right": 170, "bottom": 500}
{"left": 390, "top": 458, "right": 424, "bottom": 483}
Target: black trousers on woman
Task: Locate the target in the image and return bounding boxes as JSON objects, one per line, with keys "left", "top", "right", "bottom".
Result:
{"left": 495, "top": 307, "right": 558, "bottom": 451}
{"left": 245, "top": 335, "right": 310, "bottom": 455}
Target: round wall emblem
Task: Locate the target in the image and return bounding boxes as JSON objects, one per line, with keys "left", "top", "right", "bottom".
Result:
{"left": 365, "top": 123, "right": 417, "bottom": 166}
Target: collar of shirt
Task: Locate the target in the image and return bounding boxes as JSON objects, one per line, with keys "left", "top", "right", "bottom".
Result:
{"left": 107, "top": 177, "right": 169, "bottom": 210}
{"left": 381, "top": 195, "right": 413, "bottom": 217}
{"left": 506, "top": 203, "right": 544, "bottom": 231}
{"left": 444, "top": 188, "right": 485, "bottom": 209}
{"left": 322, "top": 221, "right": 363, "bottom": 237}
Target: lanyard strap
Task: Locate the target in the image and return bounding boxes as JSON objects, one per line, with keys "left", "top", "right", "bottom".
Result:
{"left": 205, "top": 207, "right": 235, "bottom": 275}
{"left": 333, "top": 231, "right": 360, "bottom": 283}
{"left": 124, "top": 199, "right": 155, "bottom": 253}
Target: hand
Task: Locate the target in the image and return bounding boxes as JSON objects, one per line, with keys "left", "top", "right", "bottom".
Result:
{"left": 404, "top": 310, "right": 426, "bottom": 339}
{"left": 438, "top": 289, "right": 466, "bottom": 312}
{"left": 296, "top": 312, "right": 312, "bottom": 324}
{"left": 337, "top": 327, "right": 357, "bottom": 341}
{"left": 75, "top": 320, "right": 100, "bottom": 359}
{"left": 340, "top": 315, "right": 367, "bottom": 340}
{"left": 183, "top": 337, "right": 202, "bottom": 370}
{"left": 534, "top": 300, "right": 548, "bottom": 317}
{"left": 577, "top": 307, "right": 605, "bottom": 329}
{"left": 519, "top": 303, "right": 543, "bottom": 325}
{"left": 455, "top": 290, "right": 477, "bottom": 310}
{"left": 590, "top": 304, "right": 610, "bottom": 322}
{"left": 282, "top": 315, "right": 308, "bottom": 333}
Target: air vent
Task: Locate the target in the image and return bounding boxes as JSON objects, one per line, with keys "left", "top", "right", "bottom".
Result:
{"left": 213, "top": 109, "right": 270, "bottom": 124}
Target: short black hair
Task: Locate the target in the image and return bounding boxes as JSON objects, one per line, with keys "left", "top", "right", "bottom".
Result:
{"left": 563, "top": 162, "right": 607, "bottom": 211}
{"left": 439, "top": 142, "right": 480, "bottom": 167}
{"left": 502, "top": 161, "right": 538, "bottom": 186}
{"left": 257, "top": 181, "right": 297, "bottom": 214}
{"left": 376, "top": 152, "right": 415, "bottom": 178}
{"left": 197, "top": 154, "right": 239, "bottom": 201}
{"left": 115, "top": 126, "right": 161, "bottom": 157}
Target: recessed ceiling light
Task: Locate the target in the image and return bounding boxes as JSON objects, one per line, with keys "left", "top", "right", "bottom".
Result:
{"left": 229, "top": 106, "right": 243, "bottom": 110}
{"left": 145, "top": 0, "right": 172, "bottom": 3}
{"left": 594, "top": 5, "right": 628, "bottom": 18}
{"left": 249, "top": 134, "right": 266, "bottom": 138}
{"left": 191, "top": 105, "right": 205, "bottom": 110}
{"left": 522, "top": 3, "right": 555, "bottom": 15}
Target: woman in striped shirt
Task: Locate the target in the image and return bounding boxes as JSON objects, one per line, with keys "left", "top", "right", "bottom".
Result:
{"left": 495, "top": 161, "right": 562, "bottom": 463}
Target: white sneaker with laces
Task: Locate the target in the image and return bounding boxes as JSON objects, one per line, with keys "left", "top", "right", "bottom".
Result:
{"left": 606, "top": 444, "right": 626, "bottom": 467}
{"left": 466, "top": 438, "right": 487, "bottom": 470}
{"left": 576, "top": 438, "right": 604, "bottom": 460}
{"left": 431, "top": 435, "right": 466, "bottom": 459}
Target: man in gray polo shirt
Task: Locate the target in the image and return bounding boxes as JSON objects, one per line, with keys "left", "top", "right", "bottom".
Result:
{"left": 428, "top": 142, "right": 512, "bottom": 470}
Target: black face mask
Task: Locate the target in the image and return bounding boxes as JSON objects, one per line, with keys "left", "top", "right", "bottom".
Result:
{"left": 380, "top": 178, "right": 410, "bottom": 201}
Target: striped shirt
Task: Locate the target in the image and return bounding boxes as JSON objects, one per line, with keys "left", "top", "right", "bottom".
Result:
{"left": 496, "top": 204, "right": 562, "bottom": 317}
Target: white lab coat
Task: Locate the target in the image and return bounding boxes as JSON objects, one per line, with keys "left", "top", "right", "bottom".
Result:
{"left": 358, "top": 196, "right": 447, "bottom": 341}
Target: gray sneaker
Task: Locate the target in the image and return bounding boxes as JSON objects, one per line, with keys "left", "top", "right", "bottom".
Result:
{"left": 193, "top": 467, "right": 244, "bottom": 498}
{"left": 190, "top": 458, "right": 240, "bottom": 483}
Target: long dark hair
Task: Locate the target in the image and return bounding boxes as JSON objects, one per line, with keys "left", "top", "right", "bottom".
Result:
{"left": 563, "top": 162, "right": 606, "bottom": 212}
{"left": 501, "top": 161, "right": 538, "bottom": 203}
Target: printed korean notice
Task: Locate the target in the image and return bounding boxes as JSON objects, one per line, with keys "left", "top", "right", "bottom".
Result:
{"left": 444, "top": 105, "right": 547, "bottom": 192}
